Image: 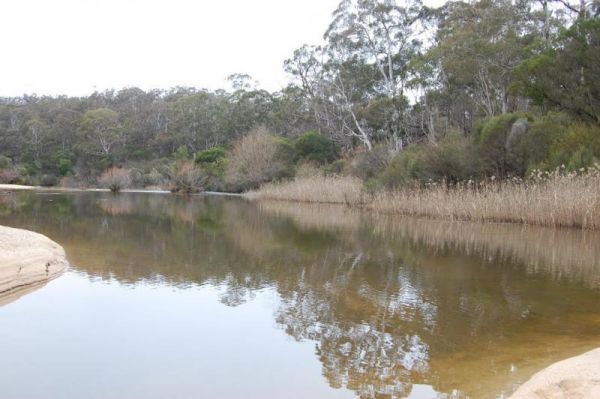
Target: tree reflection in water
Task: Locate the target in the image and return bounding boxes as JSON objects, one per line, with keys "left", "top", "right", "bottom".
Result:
{"left": 1, "top": 191, "right": 600, "bottom": 398}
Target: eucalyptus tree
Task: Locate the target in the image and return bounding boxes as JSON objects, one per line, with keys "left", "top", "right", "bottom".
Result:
{"left": 515, "top": 10, "right": 600, "bottom": 123}
{"left": 325, "top": 0, "right": 426, "bottom": 150}
{"left": 78, "top": 108, "right": 123, "bottom": 158}
{"left": 23, "top": 118, "right": 48, "bottom": 167}
{"left": 168, "top": 90, "right": 231, "bottom": 154}
{"left": 286, "top": 0, "right": 426, "bottom": 151}
{"left": 426, "top": 0, "right": 533, "bottom": 119}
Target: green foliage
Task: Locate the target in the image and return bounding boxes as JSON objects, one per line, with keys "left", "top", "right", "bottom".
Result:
{"left": 174, "top": 145, "right": 190, "bottom": 161}
{"left": 79, "top": 108, "right": 122, "bottom": 156}
{"left": 419, "top": 133, "right": 481, "bottom": 183}
{"left": 475, "top": 112, "right": 531, "bottom": 177}
{"left": 521, "top": 112, "right": 572, "bottom": 171}
{"left": 350, "top": 145, "right": 390, "bottom": 180}
{"left": 295, "top": 131, "right": 337, "bottom": 165}
{"left": 40, "top": 174, "right": 58, "bottom": 187}
{"left": 515, "top": 18, "right": 600, "bottom": 124}
{"left": 0, "top": 155, "right": 11, "bottom": 169}
{"left": 130, "top": 149, "right": 151, "bottom": 160}
{"left": 274, "top": 136, "right": 297, "bottom": 167}
{"left": 195, "top": 147, "right": 229, "bottom": 191}
{"left": 381, "top": 134, "right": 480, "bottom": 187}
{"left": 195, "top": 147, "right": 227, "bottom": 165}
{"left": 323, "top": 159, "right": 347, "bottom": 176}
{"left": 380, "top": 145, "right": 424, "bottom": 188}
{"left": 57, "top": 158, "right": 73, "bottom": 176}
{"left": 364, "top": 177, "right": 384, "bottom": 195}
{"left": 548, "top": 123, "right": 600, "bottom": 170}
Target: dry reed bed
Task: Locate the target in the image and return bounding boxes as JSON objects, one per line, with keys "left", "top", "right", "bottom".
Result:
{"left": 246, "top": 170, "right": 600, "bottom": 230}
{"left": 245, "top": 175, "right": 364, "bottom": 204}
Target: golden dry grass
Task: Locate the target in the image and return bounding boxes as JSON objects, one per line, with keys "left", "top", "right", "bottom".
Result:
{"left": 245, "top": 168, "right": 600, "bottom": 230}
{"left": 245, "top": 174, "right": 364, "bottom": 205}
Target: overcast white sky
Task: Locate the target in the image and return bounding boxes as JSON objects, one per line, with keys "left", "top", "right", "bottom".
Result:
{"left": 0, "top": 0, "right": 446, "bottom": 97}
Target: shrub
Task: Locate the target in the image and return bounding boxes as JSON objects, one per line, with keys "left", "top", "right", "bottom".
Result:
{"left": 59, "top": 176, "right": 84, "bottom": 189}
{"left": 294, "top": 131, "right": 337, "bottom": 165}
{"left": 349, "top": 144, "right": 391, "bottom": 180}
{"left": 0, "top": 155, "right": 12, "bottom": 169}
{"left": 0, "top": 169, "right": 20, "bottom": 184}
{"left": 522, "top": 112, "right": 571, "bottom": 171}
{"left": 57, "top": 158, "right": 73, "bottom": 176}
{"left": 40, "top": 174, "right": 58, "bottom": 187}
{"left": 174, "top": 145, "right": 190, "bottom": 161}
{"left": 548, "top": 123, "right": 600, "bottom": 171}
{"left": 381, "top": 134, "right": 480, "bottom": 188}
{"left": 417, "top": 133, "right": 480, "bottom": 183}
{"left": 323, "top": 159, "right": 348, "bottom": 176}
{"left": 140, "top": 168, "right": 168, "bottom": 189}
{"left": 226, "top": 126, "right": 295, "bottom": 192}
{"left": 196, "top": 147, "right": 228, "bottom": 191}
{"left": 168, "top": 161, "right": 204, "bottom": 193}
{"left": 195, "top": 147, "right": 227, "bottom": 164}
{"left": 98, "top": 167, "right": 132, "bottom": 192}
{"left": 476, "top": 112, "right": 531, "bottom": 177}
{"left": 380, "top": 145, "right": 424, "bottom": 188}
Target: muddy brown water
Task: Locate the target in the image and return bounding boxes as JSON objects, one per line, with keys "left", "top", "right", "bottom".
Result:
{"left": 0, "top": 191, "right": 599, "bottom": 399}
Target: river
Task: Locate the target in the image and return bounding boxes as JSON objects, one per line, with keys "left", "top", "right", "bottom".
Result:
{"left": 0, "top": 191, "right": 599, "bottom": 398}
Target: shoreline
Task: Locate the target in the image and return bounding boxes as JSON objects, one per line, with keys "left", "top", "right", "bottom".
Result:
{"left": 3, "top": 182, "right": 597, "bottom": 231}
{"left": 0, "top": 225, "right": 68, "bottom": 303}
{"left": 0, "top": 183, "right": 243, "bottom": 196}
{"left": 244, "top": 173, "right": 600, "bottom": 230}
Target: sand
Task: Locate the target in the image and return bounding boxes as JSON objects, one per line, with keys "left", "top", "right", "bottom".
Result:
{"left": 0, "top": 225, "right": 68, "bottom": 300}
{"left": 509, "top": 348, "right": 600, "bottom": 398}
{"left": 0, "top": 184, "right": 35, "bottom": 190}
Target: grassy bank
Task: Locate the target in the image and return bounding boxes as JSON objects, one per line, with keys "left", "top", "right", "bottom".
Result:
{"left": 245, "top": 169, "right": 600, "bottom": 230}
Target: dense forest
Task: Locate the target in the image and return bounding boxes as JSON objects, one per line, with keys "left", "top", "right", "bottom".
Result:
{"left": 0, "top": 0, "right": 598, "bottom": 192}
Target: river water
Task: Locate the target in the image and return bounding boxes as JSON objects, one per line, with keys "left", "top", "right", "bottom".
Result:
{"left": 0, "top": 191, "right": 599, "bottom": 398}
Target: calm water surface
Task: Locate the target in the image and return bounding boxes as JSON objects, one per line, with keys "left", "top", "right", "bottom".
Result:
{"left": 0, "top": 191, "right": 599, "bottom": 399}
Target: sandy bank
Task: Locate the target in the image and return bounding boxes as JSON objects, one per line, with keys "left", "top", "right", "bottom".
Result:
{"left": 0, "top": 183, "right": 170, "bottom": 194}
{"left": 0, "top": 183, "right": 242, "bottom": 196}
{"left": 0, "top": 225, "right": 68, "bottom": 299}
{"left": 0, "top": 184, "right": 35, "bottom": 190}
{"left": 510, "top": 348, "right": 600, "bottom": 398}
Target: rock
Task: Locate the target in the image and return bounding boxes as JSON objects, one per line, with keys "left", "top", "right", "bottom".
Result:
{"left": 0, "top": 225, "right": 68, "bottom": 300}
{"left": 509, "top": 348, "right": 600, "bottom": 399}
{"left": 506, "top": 117, "right": 529, "bottom": 152}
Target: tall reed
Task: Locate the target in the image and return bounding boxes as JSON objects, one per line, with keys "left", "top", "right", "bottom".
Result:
{"left": 245, "top": 167, "right": 600, "bottom": 230}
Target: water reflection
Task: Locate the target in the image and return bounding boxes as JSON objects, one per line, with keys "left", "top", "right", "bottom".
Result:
{"left": 1, "top": 191, "right": 599, "bottom": 398}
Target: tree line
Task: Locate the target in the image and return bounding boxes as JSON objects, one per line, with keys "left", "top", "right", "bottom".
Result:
{"left": 0, "top": 0, "right": 598, "bottom": 189}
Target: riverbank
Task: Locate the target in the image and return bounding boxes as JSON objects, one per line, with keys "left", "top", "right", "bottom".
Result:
{"left": 509, "top": 348, "right": 600, "bottom": 398}
{"left": 0, "top": 183, "right": 171, "bottom": 194}
{"left": 245, "top": 171, "right": 600, "bottom": 230}
{"left": 0, "top": 184, "right": 242, "bottom": 197}
{"left": 0, "top": 225, "right": 68, "bottom": 299}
